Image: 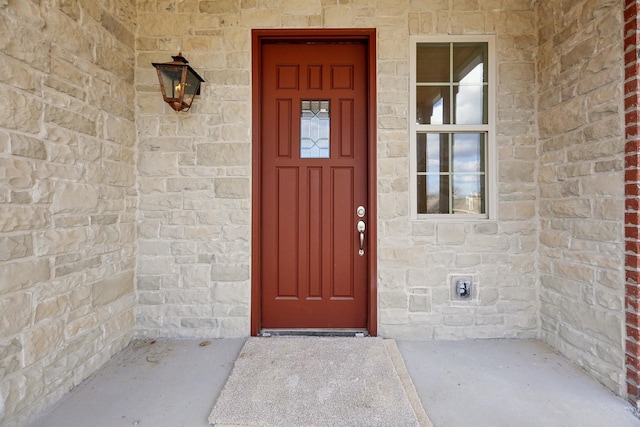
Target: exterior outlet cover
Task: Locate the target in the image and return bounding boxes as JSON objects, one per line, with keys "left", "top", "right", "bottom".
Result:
{"left": 450, "top": 275, "right": 475, "bottom": 301}
{"left": 457, "top": 280, "right": 472, "bottom": 298}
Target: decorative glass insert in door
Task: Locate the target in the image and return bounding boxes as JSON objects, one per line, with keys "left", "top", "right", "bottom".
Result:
{"left": 301, "top": 100, "right": 330, "bottom": 158}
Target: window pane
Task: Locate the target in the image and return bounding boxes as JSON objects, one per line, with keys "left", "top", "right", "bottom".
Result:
{"left": 416, "top": 43, "right": 450, "bottom": 82}
{"left": 301, "top": 100, "right": 330, "bottom": 158}
{"left": 453, "top": 43, "right": 487, "bottom": 83}
{"left": 422, "top": 133, "right": 451, "bottom": 214}
{"left": 454, "top": 81, "right": 486, "bottom": 125}
{"left": 428, "top": 174, "right": 449, "bottom": 214}
{"left": 418, "top": 133, "right": 451, "bottom": 214}
{"left": 417, "top": 174, "right": 450, "bottom": 214}
{"left": 452, "top": 133, "right": 484, "bottom": 173}
{"left": 417, "top": 134, "right": 427, "bottom": 172}
{"left": 419, "top": 133, "right": 457, "bottom": 174}
{"left": 426, "top": 133, "right": 448, "bottom": 173}
{"left": 417, "top": 175, "right": 427, "bottom": 213}
{"left": 416, "top": 86, "right": 450, "bottom": 124}
{"left": 452, "top": 175, "right": 484, "bottom": 214}
{"left": 452, "top": 133, "right": 485, "bottom": 215}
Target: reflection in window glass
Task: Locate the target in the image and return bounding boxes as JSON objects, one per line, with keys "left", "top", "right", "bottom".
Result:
{"left": 453, "top": 43, "right": 487, "bottom": 83}
{"left": 417, "top": 134, "right": 427, "bottom": 172}
{"left": 452, "top": 133, "right": 484, "bottom": 173}
{"left": 416, "top": 133, "right": 486, "bottom": 215}
{"left": 426, "top": 133, "right": 448, "bottom": 174}
{"left": 417, "top": 86, "right": 449, "bottom": 124}
{"left": 454, "top": 65, "right": 486, "bottom": 125}
{"left": 414, "top": 39, "right": 491, "bottom": 217}
{"left": 301, "top": 100, "right": 330, "bottom": 158}
{"left": 453, "top": 175, "right": 483, "bottom": 214}
{"left": 416, "top": 43, "right": 450, "bottom": 82}
{"left": 416, "top": 42, "right": 488, "bottom": 125}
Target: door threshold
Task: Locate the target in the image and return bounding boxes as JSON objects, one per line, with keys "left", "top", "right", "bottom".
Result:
{"left": 259, "top": 329, "right": 369, "bottom": 337}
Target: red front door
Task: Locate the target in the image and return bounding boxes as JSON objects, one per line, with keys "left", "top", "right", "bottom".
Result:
{"left": 258, "top": 41, "right": 370, "bottom": 329}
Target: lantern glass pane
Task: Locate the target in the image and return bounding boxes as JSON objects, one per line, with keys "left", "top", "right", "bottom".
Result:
{"left": 184, "top": 70, "right": 201, "bottom": 97}
{"left": 158, "top": 67, "right": 184, "bottom": 99}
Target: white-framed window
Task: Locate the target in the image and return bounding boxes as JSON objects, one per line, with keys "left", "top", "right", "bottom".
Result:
{"left": 410, "top": 36, "right": 496, "bottom": 220}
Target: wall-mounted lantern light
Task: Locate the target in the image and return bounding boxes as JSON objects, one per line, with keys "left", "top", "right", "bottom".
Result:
{"left": 152, "top": 52, "right": 205, "bottom": 112}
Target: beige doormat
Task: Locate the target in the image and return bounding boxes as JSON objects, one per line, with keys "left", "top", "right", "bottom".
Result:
{"left": 209, "top": 337, "right": 433, "bottom": 427}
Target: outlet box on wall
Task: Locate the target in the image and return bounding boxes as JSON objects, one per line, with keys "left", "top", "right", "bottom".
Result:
{"left": 449, "top": 274, "right": 477, "bottom": 302}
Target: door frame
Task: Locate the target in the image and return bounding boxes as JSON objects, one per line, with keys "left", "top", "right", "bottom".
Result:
{"left": 250, "top": 28, "right": 378, "bottom": 336}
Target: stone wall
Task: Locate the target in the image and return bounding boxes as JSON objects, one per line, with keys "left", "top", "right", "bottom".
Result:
{"left": 384, "top": 1, "right": 539, "bottom": 340}
{"left": 0, "top": 0, "right": 629, "bottom": 423}
{"left": 135, "top": 0, "right": 539, "bottom": 341}
{"left": 0, "top": 0, "right": 137, "bottom": 425}
{"left": 536, "top": 0, "right": 626, "bottom": 394}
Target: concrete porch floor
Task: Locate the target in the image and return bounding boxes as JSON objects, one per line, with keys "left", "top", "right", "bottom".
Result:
{"left": 27, "top": 339, "right": 640, "bottom": 427}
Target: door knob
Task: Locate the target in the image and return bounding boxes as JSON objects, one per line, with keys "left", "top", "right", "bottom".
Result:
{"left": 357, "top": 220, "right": 365, "bottom": 256}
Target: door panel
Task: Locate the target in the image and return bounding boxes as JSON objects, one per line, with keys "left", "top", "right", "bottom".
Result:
{"left": 331, "top": 167, "right": 355, "bottom": 299}
{"left": 260, "top": 42, "right": 368, "bottom": 329}
{"left": 276, "top": 167, "right": 299, "bottom": 298}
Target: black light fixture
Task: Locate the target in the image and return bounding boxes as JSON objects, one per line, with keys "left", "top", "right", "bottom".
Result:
{"left": 152, "top": 52, "right": 205, "bottom": 112}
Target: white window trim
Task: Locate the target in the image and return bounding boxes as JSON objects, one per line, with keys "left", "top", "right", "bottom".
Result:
{"left": 409, "top": 35, "right": 497, "bottom": 221}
